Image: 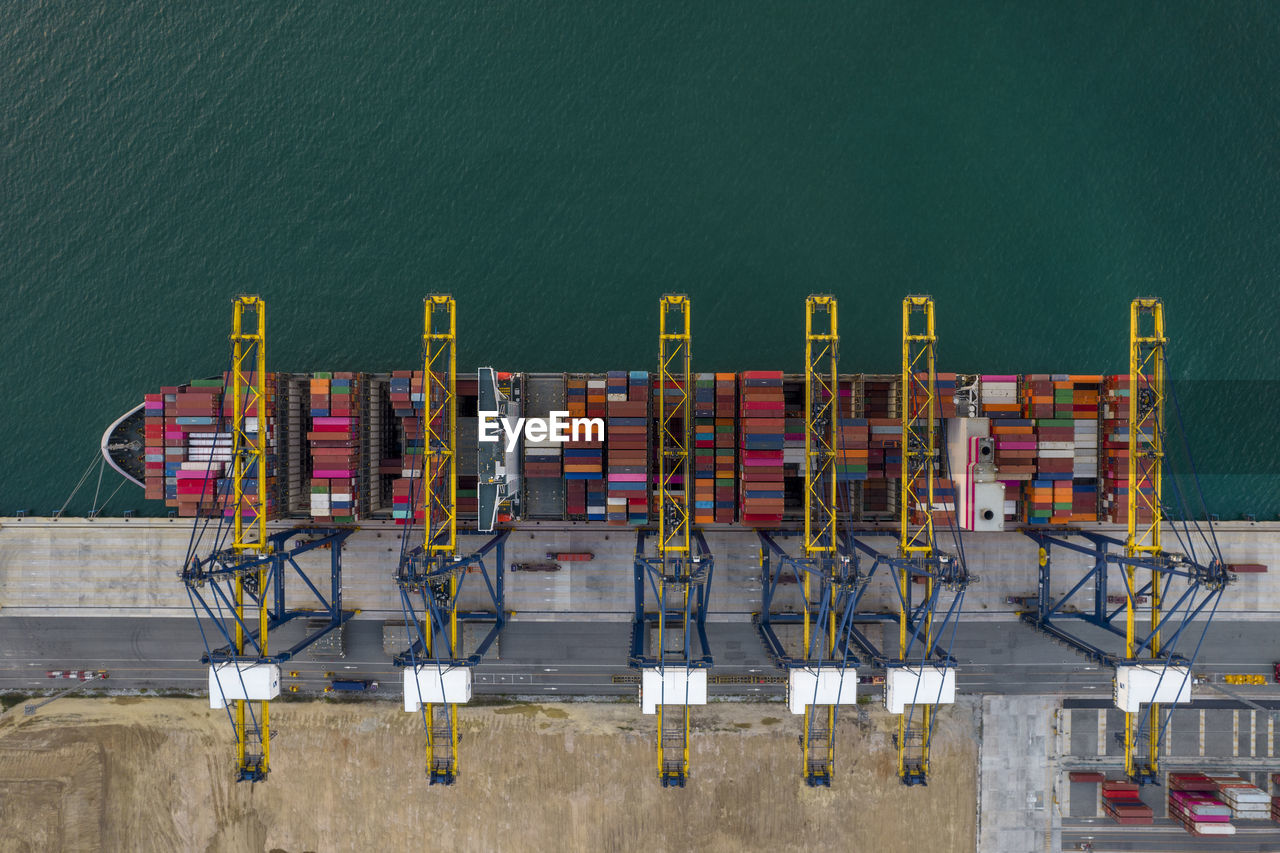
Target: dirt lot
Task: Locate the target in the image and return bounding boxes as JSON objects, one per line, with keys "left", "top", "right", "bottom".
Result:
{"left": 0, "top": 697, "right": 977, "bottom": 853}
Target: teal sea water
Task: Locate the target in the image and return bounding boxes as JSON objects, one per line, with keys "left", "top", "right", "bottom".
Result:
{"left": 2, "top": 3, "right": 1277, "bottom": 518}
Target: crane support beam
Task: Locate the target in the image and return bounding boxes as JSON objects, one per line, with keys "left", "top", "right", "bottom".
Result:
{"left": 185, "top": 527, "right": 356, "bottom": 667}
{"left": 230, "top": 295, "right": 270, "bottom": 782}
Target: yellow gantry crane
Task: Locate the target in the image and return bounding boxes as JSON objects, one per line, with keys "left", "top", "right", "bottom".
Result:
{"left": 754, "top": 295, "right": 862, "bottom": 787}
{"left": 892, "top": 295, "right": 969, "bottom": 786}
{"left": 228, "top": 295, "right": 271, "bottom": 780}
{"left": 1018, "top": 297, "right": 1227, "bottom": 786}
{"left": 1123, "top": 297, "right": 1167, "bottom": 781}
{"left": 631, "top": 294, "right": 714, "bottom": 788}
{"left": 404, "top": 294, "right": 464, "bottom": 784}
{"left": 656, "top": 293, "right": 693, "bottom": 785}
{"left": 897, "top": 296, "right": 938, "bottom": 784}
{"left": 183, "top": 296, "right": 358, "bottom": 783}
{"left": 395, "top": 294, "right": 511, "bottom": 785}
{"left": 801, "top": 295, "right": 840, "bottom": 783}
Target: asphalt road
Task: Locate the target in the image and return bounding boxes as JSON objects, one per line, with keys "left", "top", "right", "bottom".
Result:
{"left": 1062, "top": 821, "right": 1280, "bottom": 852}
{"left": 3, "top": 616, "right": 1278, "bottom": 703}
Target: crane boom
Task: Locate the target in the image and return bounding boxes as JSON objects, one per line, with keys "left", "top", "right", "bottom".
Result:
{"left": 229, "top": 295, "right": 271, "bottom": 781}
{"left": 1125, "top": 297, "right": 1166, "bottom": 780}
{"left": 898, "top": 295, "right": 938, "bottom": 785}
{"left": 656, "top": 293, "right": 693, "bottom": 785}
{"left": 422, "top": 294, "right": 460, "bottom": 783}
{"left": 802, "top": 295, "right": 839, "bottom": 784}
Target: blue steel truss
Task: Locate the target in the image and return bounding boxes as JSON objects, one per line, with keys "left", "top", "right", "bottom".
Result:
{"left": 755, "top": 531, "right": 865, "bottom": 672}
{"left": 183, "top": 526, "right": 356, "bottom": 665}
{"left": 757, "top": 530, "right": 967, "bottom": 670}
{"left": 755, "top": 530, "right": 970, "bottom": 786}
{"left": 1020, "top": 529, "right": 1229, "bottom": 784}
{"left": 628, "top": 529, "right": 715, "bottom": 788}
{"left": 393, "top": 530, "right": 508, "bottom": 669}
{"left": 1021, "top": 530, "right": 1229, "bottom": 668}
{"left": 393, "top": 530, "right": 507, "bottom": 785}
{"left": 629, "top": 529, "right": 715, "bottom": 669}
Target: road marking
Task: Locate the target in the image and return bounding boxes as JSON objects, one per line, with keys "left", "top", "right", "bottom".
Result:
{"left": 1250, "top": 710, "right": 1257, "bottom": 757}
{"left": 1270, "top": 715, "right": 1275, "bottom": 758}
{"left": 1200, "top": 709, "right": 1206, "bottom": 757}
{"left": 1097, "top": 711, "right": 1107, "bottom": 757}
{"left": 1233, "top": 711, "right": 1240, "bottom": 758}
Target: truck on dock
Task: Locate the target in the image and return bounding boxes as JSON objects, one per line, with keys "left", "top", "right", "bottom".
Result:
{"left": 327, "top": 679, "right": 378, "bottom": 693}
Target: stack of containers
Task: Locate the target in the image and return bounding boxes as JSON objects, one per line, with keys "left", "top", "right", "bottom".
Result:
{"left": 738, "top": 371, "right": 785, "bottom": 525}
{"left": 142, "top": 393, "right": 166, "bottom": 501}
{"left": 627, "top": 372, "right": 650, "bottom": 525}
{"left": 936, "top": 372, "right": 958, "bottom": 418}
{"left": 992, "top": 417, "right": 1035, "bottom": 523}
{"left": 979, "top": 375, "right": 1020, "bottom": 419}
{"left": 455, "top": 373, "right": 479, "bottom": 524}
{"left": 216, "top": 373, "right": 279, "bottom": 520}
{"left": 832, "top": 379, "right": 863, "bottom": 518}
{"left": 586, "top": 378, "right": 607, "bottom": 520}
{"left": 172, "top": 380, "right": 229, "bottom": 517}
{"left": 563, "top": 377, "right": 603, "bottom": 519}
{"left": 1212, "top": 775, "right": 1271, "bottom": 821}
{"left": 782, "top": 382, "right": 806, "bottom": 495}
{"left": 908, "top": 372, "right": 954, "bottom": 527}
{"left": 157, "top": 386, "right": 185, "bottom": 507}
{"left": 692, "top": 374, "right": 717, "bottom": 526}
{"left": 1028, "top": 376, "right": 1074, "bottom": 524}
{"left": 835, "top": 415, "right": 869, "bottom": 486}
{"left": 524, "top": 435, "right": 562, "bottom": 479}
{"left": 1069, "top": 376, "right": 1102, "bottom": 521}
{"left": 930, "top": 478, "right": 956, "bottom": 526}
{"left": 713, "top": 373, "right": 737, "bottom": 523}
{"left": 1169, "top": 773, "right": 1235, "bottom": 835}
{"left": 1101, "top": 780, "right": 1153, "bottom": 825}
{"left": 605, "top": 371, "right": 648, "bottom": 525}
{"left": 307, "top": 372, "right": 359, "bottom": 523}
{"left": 1030, "top": 375, "right": 1102, "bottom": 523}
{"left": 863, "top": 379, "right": 900, "bottom": 515}
{"left": 389, "top": 370, "right": 424, "bottom": 526}
{"left": 1101, "top": 375, "right": 1155, "bottom": 525}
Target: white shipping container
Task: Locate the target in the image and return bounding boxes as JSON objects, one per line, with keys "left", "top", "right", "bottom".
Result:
{"left": 1113, "top": 664, "right": 1192, "bottom": 712}
{"left": 208, "top": 663, "right": 280, "bottom": 709}
{"left": 403, "top": 665, "right": 472, "bottom": 711}
{"left": 787, "top": 667, "right": 857, "bottom": 714}
{"left": 640, "top": 668, "right": 707, "bottom": 714}
{"left": 885, "top": 666, "right": 957, "bottom": 714}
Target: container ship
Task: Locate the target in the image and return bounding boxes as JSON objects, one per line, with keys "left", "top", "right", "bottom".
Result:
{"left": 102, "top": 368, "right": 1152, "bottom": 531}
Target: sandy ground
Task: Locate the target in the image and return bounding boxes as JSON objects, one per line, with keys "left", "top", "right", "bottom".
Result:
{"left": 0, "top": 697, "right": 977, "bottom": 853}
